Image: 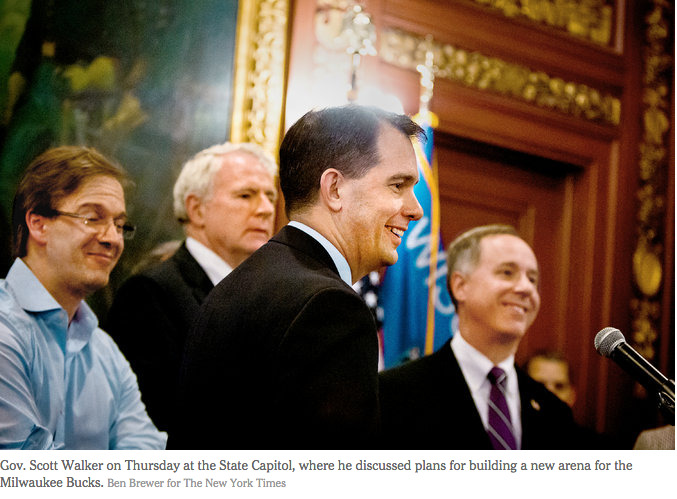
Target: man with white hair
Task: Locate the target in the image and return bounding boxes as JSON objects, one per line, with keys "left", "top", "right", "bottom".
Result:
{"left": 105, "top": 142, "right": 277, "bottom": 432}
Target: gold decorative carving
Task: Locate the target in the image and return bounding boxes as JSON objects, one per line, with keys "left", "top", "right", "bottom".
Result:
{"left": 230, "top": 0, "right": 290, "bottom": 157}
{"left": 380, "top": 28, "right": 621, "bottom": 125}
{"left": 469, "top": 0, "right": 614, "bottom": 46}
{"left": 630, "top": 0, "right": 672, "bottom": 361}
{"left": 630, "top": 297, "right": 660, "bottom": 361}
{"left": 315, "top": 0, "right": 356, "bottom": 50}
{"left": 633, "top": 243, "right": 662, "bottom": 297}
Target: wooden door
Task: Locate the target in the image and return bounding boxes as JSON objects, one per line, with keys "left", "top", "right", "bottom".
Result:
{"left": 435, "top": 134, "right": 578, "bottom": 365}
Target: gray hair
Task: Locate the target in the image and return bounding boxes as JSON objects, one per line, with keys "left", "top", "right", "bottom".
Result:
{"left": 173, "top": 142, "right": 278, "bottom": 223}
{"left": 446, "top": 224, "right": 520, "bottom": 308}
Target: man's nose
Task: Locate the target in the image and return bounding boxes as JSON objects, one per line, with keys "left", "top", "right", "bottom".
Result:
{"left": 514, "top": 272, "right": 537, "bottom": 294}
{"left": 405, "top": 190, "right": 424, "bottom": 221}
{"left": 256, "top": 192, "right": 275, "bottom": 216}
{"left": 98, "top": 219, "right": 124, "bottom": 244}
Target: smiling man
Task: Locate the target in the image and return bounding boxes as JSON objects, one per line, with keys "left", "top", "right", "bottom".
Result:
{"left": 380, "top": 224, "right": 584, "bottom": 450}
{"left": 0, "top": 146, "right": 165, "bottom": 449}
{"left": 105, "top": 142, "right": 277, "bottom": 432}
{"left": 170, "top": 105, "right": 424, "bottom": 449}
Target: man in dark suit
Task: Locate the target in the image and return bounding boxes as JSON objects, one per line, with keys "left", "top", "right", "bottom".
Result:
{"left": 525, "top": 350, "right": 577, "bottom": 408}
{"left": 105, "top": 142, "right": 277, "bottom": 431}
{"left": 170, "top": 105, "right": 425, "bottom": 449}
{"left": 380, "top": 224, "right": 584, "bottom": 449}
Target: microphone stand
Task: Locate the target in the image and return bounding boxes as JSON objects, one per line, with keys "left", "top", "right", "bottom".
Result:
{"left": 655, "top": 380, "right": 675, "bottom": 425}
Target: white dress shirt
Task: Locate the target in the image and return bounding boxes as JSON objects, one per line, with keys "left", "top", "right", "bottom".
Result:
{"left": 185, "top": 237, "right": 233, "bottom": 286}
{"left": 450, "top": 331, "right": 523, "bottom": 448}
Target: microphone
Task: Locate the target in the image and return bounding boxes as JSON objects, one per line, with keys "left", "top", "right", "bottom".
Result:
{"left": 595, "top": 327, "right": 675, "bottom": 413}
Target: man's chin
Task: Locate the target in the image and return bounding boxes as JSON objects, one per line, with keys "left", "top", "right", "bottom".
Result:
{"left": 246, "top": 234, "right": 271, "bottom": 249}
{"left": 244, "top": 241, "right": 268, "bottom": 255}
{"left": 499, "top": 327, "right": 528, "bottom": 342}
{"left": 381, "top": 249, "right": 399, "bottom": 268}
{"left": 80, "top": 276, "right": 111, "bottom": 297}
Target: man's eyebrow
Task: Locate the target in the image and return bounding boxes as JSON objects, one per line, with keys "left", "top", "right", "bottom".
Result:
{"left": 498, "top": 261, "right": 540, "bottom": 274}
{"left": 389, "top": 174, "right": 419, "bottom": 185}
{"left": 77, "top": 203, "right": 128, "bottom": 220}
{"left": 235, "top": 186, "right": 277, "bottom": 194}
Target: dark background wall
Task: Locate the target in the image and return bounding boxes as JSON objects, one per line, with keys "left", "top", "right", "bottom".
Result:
{"left": 0, "top": 0, "right": 240, "bottom": 307}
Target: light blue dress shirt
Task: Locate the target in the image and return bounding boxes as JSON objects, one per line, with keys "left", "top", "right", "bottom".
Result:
{"left": 288, "top": 221, "right": 353, "bottom": 286}
{"left": 0, "top": 259, "right": 166, "bottom": 449}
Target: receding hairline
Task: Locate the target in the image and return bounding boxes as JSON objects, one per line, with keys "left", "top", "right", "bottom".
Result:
{"left": 204, "top": 150, "right": 277, "bottom": 197}
{"left": 445, "top": 224, "right": 525, "bottom": 307}
{"left": 173, "top": 142, "right": 278, "bottom": 223}
{"left": 215, "top": 149, "right": 276, "bottom": 173}
{"left": 56, "top": 175, "right": 128, "bottom": 211}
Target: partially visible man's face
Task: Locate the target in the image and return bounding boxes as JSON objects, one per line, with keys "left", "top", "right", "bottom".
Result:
{"left": 340, "top": 124, "right": 423, "bottom": 282}
{"left": 42, "top": 175, "right": 126, "bottom": 300}
{"left": 527, "top": 357, "right": 576, "bottom": 407}
{"left": 454, "top": 234, "right": 541, "bottom": 343}
{"left": 200, "top": 152, "right": 276, "bottom": 267}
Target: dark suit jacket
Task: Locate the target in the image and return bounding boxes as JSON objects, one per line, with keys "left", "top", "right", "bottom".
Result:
{"left": 105, "top": 242, "right": 213, "bottom": 432}
{"left": 169, "top": 226, "right": 380, "bottom": 450}
{"left": 379, "top": 339, "right": 585, "bottom": 449}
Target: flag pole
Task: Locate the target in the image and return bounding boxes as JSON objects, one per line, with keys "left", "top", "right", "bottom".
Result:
{"left": 414, "top": 37, "right": 440, "bottom": 356}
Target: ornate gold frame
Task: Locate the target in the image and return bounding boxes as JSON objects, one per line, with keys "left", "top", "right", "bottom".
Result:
{"left": 230, "top": 0, "right": 290, "bottom": 156}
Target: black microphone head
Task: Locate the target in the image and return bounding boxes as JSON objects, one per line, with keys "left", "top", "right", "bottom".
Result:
{"left": 595, "top": 327, "right": 626, "bottom": 358}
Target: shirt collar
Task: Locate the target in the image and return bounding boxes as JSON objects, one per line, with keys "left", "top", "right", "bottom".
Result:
{"left": 7, "top": 258, "right": 61, "bottom": 313}
{"left": 7, "top": 259, "right": 98, "bottom": 352}
{"left": 185, "top": 237, "right": 233, "bottom": 286}
{"left": 288, "top": 221, "right": 352, "bottom": 286}
{"left": 451, "top": 330, "right": 516, "bottom": 391}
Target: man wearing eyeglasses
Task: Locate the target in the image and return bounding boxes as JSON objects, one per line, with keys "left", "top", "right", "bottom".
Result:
{"left": 0, "top": 146, "right": 166, "bottom": 449}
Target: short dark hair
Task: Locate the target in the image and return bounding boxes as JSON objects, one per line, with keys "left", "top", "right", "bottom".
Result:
{"left": 279, "top": 104, "right": 425, "bottom": 216}
{"left": 12, "top": 146, "right": 129, "bottom": 258}
{"left": 446, "top": 224, "right": 520, "bottom": 308}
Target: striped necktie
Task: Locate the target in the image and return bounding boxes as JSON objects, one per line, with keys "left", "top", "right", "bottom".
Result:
{"left": 487, "top": 367, "right": 517, "bottom": 450}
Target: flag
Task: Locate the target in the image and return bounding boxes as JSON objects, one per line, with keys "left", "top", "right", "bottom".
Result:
{"left": 378, "top": 110, "right": 455, "bottom": 368}
{"left": 353, "top": 271, "right": 385, "bottom": 371}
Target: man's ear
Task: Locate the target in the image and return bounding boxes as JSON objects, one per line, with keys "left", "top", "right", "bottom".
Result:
{"left": 450, "top": 271, "right": 467, "bottom": 304}
{"left": 318, "top": 168, "right": 344, "bottom": 212}
{"left": 25, "top": 211, "right": 49, "bottom": 246}
{"left": 184, "top": 194, "right": 205, "bottom": 226}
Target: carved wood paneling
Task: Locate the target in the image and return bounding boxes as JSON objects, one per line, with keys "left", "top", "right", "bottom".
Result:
{"left": 379, "top": 27, "right": 621, "bottom": 125}
{"left": 467, "top": 0, "right": 616, "bottom": 46}
{"left": 630, "top": 0, "right": 674, "bottom": 362}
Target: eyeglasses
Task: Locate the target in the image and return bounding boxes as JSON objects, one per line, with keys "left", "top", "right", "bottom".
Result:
{"left": 52, "top": 211, "right": 136, "bottom": 240}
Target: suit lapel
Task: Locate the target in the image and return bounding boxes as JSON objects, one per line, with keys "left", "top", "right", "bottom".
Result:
{"left": 272, "top": 225, "right": 341, "bottom": 277}
{"left": 173, "top": 242, "right": 214, "bottom": 302}
{"left": 437, "top": 341, "right": 493, "bottom": 449}
{"left": 517, "top": 367, "right": 547, "bottom": 449}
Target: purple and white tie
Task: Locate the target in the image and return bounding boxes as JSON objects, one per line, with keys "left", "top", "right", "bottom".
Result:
{"left": 487, "top": 367, "right": 517, "bottom": 450}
